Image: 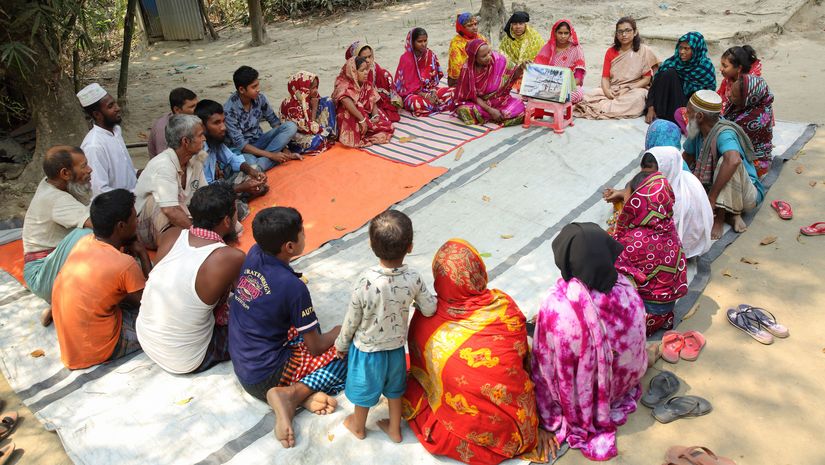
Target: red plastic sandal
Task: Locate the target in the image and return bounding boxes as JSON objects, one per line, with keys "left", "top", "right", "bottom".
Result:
{"left": 770, "top": 200, "right": 793, "bottom": 220}
{"left": 800, "top": 222, "right": 825, "bottom": 236}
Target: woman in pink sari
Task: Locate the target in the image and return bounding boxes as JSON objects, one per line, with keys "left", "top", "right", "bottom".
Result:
{"left": 346, "top": 41, "right": 402, "bottom": 123}
{"left": 454, "top": 39, "right": 526, "bottom": 126}
{"left": 531, "top": 222, "right": 647, "bottom": 461}
{"left": 613, "top": 171, "right": 688, "bottom": 336}
{"left": 535, "top": 19, "right": 586, "bottom": 104}
{"left": 394, "top": 27, "right": 456, "bottom": 116}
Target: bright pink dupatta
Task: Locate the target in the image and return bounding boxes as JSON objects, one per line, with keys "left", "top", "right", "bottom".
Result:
{"left": 394, "top": 29, "right": 443, "bottom": 98}
{"left": 455, "top": 39, "right": 512, "bottom": 103}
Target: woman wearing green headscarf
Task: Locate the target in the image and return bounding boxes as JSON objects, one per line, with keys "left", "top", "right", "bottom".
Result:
{"left": 498, "top": 11, "right": 544, "bottom": 66}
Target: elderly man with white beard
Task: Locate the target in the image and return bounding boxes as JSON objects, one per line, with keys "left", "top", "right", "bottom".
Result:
{"left": 681, "top": 90, "right": 765, "bottom": 240}
{"left": 22, "top": 145, "right": 95, "bottom": 326}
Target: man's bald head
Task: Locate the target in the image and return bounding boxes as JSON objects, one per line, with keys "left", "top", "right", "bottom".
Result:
{"left": 43, "top": 145, "right": 83, "bottom": 179}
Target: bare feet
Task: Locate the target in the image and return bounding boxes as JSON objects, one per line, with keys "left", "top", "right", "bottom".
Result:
{"left": 266, "top": 388, "right": 298, "bottom": 448}
{"left": 730, "top": 214, "right": 748, "bottom": 233}
{"left": 344, "top": 414, "right": 366, "bottom": 440}
{"left": 40, "top": 308, "right": 53, "bottom": 327}
{"left": 301, "top": 392, "right": 337, "bottom": 415}
{"left": 711, "top": 215, "right": 725, "bottom": 240}
{"left": 377, "top": 419, "right": 402, "bottom": 443}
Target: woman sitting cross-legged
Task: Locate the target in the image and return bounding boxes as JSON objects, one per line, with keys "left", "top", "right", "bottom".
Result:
{"left": 722, "top": 74, "right": 775, "bottom": 178}
{"left": 531, "top": 222, "right": 648, "bottom": 461}
{"left": 332, "top": 56, "right": 394, "bottom": 148}
{"left": 575, "top": 16, "right": 659, "bottom": 120}
{"left": 454, "top": 39, "right": 526, "bottom": 126}
{"left": 404, "top": 239, "right": 556, "bottom": 465}
{"left": 645, "top": 32, "right": 716, "bottom": 125}
{"left": 279, "top": 71, "right": 337, "bottom": 155}
{"left": 394, "top": 27, "right": 455, "bottom": 117}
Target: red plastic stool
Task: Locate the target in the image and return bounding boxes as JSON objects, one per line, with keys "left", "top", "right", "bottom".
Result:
{"left": 522, "top": 99, "right": 574, "bottom": 134}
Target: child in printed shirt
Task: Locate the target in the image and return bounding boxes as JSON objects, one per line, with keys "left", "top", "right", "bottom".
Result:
{"left": 335, "top": 210, "right": 436, "bottom": 442}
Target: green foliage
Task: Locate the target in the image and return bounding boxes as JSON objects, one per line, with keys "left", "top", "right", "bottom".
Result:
{"left": 265, "top": 0, "right": 381, "bottom": 18}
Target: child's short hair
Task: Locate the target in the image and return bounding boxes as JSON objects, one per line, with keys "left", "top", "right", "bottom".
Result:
{"left": 252, "top": 207, "right": 302, "bottom": 255}
{"left": 628, "top": 171, "right": 651, "bottom": 192}
{"left": 233, "top": 66, "right": 259, "bottom": 91}
{"left": 369, "top": 210, "right": 413, "bottom": 261}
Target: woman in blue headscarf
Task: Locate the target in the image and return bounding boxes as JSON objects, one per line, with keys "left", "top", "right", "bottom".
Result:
{"left": 645, "top": 32, "right": 716, "bottom": 124}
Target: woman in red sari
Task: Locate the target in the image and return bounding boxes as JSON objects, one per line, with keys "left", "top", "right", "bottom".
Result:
{"left": 394, "top": 27, "right": 456, "bottom": 116}
{"left": 332, "top": 56, "right": 394, "bottom": 148}
{"left": 404, "top": 239, "right": 546, "bottom": 465}
{"left": 346, "top": 41, "right": 402, "bottom": 122}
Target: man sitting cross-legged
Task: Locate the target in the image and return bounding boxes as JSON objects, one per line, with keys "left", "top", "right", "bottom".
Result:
{"left": 134, "top": 114, "right": 208, "bottom": 249}
{"left": 682, "top": 89, "right": 765, "bottom": 239}
{"left": 195, "top": 99, "right": 269, "bottom": 199}
{"left": 136, "top": 183, "right": 245, "bottom": 374}
{"left": 229, "top": 207, "right": 344, "bottom": 448}
{"left": 23, "top": 145, "right": 94, "bottom": 325}
{"left": 52, "top": 189, "right": 150, "bottom": 369}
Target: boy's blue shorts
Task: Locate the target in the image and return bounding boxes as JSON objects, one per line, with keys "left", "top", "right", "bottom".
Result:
{"left": 345, "top": 344, "right": 407, "bottom": 407}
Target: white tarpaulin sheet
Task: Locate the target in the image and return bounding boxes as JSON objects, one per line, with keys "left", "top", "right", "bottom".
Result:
{"left": 0, "top": 119, "right": 813, "bottom": 465}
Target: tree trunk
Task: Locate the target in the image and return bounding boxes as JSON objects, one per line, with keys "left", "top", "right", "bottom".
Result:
{"left": 247, "top": 0, "right": 269, "bottom": 47}
{"left": 479, "top": 0, "right": 507, "bottom": 47}
{"left": 199, "top": 0, "right": 219, "bottom": 40}
{"left": 117, "top": 0, "right": 138, "bottom": 101}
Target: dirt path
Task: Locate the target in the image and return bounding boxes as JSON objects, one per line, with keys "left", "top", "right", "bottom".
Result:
{"left": 1, "top": 0, "right": 823, "bottom": 463}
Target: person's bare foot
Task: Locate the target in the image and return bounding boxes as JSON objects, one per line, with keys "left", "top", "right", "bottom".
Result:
{"left": 343, "top": 414, "right": 366, "bottom": 440}
{"left": 711, "top": 215, "right": 725, "bottom": 240}
{"left": 730, "top": 214, "right": 748, "bottom": 233}
{"left": 377, "top": 419, "right": 402, "bottom": 443}
{"left": 40, "top": 308, "right": 53, "bottom": 327}
{"left": 266, "top": 387, "right": 298, "bottom": 448}
{"left": 301, "top": 392, "right": 337, "bottom": 415}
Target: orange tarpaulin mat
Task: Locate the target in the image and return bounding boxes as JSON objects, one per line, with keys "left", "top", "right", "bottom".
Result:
{"left": 237, "top": 145, "right": 446, "bottom": 253}
{"left": 0, "top": 145, "right": 446, "bottom": 284}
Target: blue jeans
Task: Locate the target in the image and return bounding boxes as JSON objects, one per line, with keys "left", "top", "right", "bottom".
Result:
{"left": 244, "top": 122, "right": 298, "bottom": 171}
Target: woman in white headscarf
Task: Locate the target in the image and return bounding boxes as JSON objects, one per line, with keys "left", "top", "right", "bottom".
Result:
{"left": 646, "top": 146, "right": 713, "bottom": 257}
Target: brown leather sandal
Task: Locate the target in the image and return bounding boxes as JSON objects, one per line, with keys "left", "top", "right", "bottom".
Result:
{"left": 664, "top": 445, "right": 736, "bottom": 465}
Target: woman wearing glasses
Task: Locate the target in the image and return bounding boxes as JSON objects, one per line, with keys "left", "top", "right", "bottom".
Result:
{"left": 575, "top": 17, "right": 659, "bottom": 120}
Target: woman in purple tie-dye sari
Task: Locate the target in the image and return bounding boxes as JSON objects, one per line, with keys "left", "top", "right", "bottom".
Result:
{"left": 531, "top": 222, "right": 647, "bottom": 461}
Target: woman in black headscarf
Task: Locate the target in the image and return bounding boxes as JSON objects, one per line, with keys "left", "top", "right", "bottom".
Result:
{"left": 499, "top": 11, "right": 544, "bottom": 65}
{"left": 530, "top": 222, "right": 648, "bottom": 461}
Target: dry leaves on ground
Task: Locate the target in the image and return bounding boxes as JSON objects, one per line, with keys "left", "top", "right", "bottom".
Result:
{"left": 30, "top": 349, "right": 45, "bottom": 358}
{"left": 398, "top": 136, "right": 415, "bottom": 143}
{"left": 480, "top": 252, "right": 492, "bottom": 258}
{"left": 760, "top": 235, "right": 777, "bottom": 245}
{"left": 482, "top": 195, "right": 491, "bottom": 202}
{"left": 810, "top": 181, "right": 818, "bottom": 188}
{"left": 454, "top": 147, "right": 464, "bottom": 161}
{"left": 176, "top": 397, "right": 194, "bottom": 405}
{"left": 334, "top": 225, "right": 346, "bottom": 231}
{"left": 795, "top": 166, "right": 805, "bottom": 174}
{"left": 740, "top": 257, "right": 759, "bottom": 265}
{"left": 500, "top": 234, "right": 514, "bottom": 239}
{"left": 327, "top": 433, "right": 335, "bottom": 441}
{"left": 722, "top": 269, "right": 733, "bottom": 277}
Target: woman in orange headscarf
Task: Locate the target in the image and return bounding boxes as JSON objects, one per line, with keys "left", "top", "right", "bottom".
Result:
{"left": 404, "top": 239, "right": 549, "bottom": 465}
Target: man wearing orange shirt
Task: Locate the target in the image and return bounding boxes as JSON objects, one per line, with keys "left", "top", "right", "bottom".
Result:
{"left": 51, "top": 189, "right": 150, "bottom": 369}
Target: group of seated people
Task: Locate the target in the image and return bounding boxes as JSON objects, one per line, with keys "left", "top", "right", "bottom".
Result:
{"left": 14, "top": 13, "right": 778, "bottom": 465}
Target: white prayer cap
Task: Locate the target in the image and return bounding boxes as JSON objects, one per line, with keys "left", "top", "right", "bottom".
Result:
{"left": 689, "top": 89, "right": 723, "bottom": 113}
{"left": 76, "top": 83, "right": 108, "bottom": 107}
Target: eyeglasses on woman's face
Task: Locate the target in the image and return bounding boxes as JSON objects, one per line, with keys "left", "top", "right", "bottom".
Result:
{"left": 616, "top": 27, "right": 634, "bottom": 36}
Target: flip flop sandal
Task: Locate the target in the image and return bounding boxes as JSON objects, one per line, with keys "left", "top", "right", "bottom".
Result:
{"left": 661, "top": 331, "right": 685, "bottom": 364}
{"left": 652, "top": 396, "right": 712, "bottom": 423}
{"left": 664, "top": 445, "right": 737, "bottom": 465}
{"left": 737, "top": 305, "right": 789, "bottom": 338}
{"left": 0, "top": 443, "right": 15, "bottom": 465}
{"left": 800, "top": 222, "right": 825, "bottom": 236}
{"left": 680, "top": 331, "right": 706, "bottom": 361}
{"left": 0, "top": 411, "right": 18, "bottom": 441}
{"left": 770, "top": 200, "right": 793, "bottom": 220}
{"left": 726, "top": 308, "right": 774, "bottom": 345}
{"left": 641, "top": 371, "right": 680, "bottom": 408}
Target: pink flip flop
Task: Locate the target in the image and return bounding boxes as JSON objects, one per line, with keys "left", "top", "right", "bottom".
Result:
{"left": 661, "top": 331, "right": 685, "bottom": 364}
{"left": 680, "top": 331, "right": 706, "bottom": 361}
{"left": 800, "top": 222, "right": 825, "bottom": 236}
{"left": 770, "top": 200, "right": 793, "bottom": 220}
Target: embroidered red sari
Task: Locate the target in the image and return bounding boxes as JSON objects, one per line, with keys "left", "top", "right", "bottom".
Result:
{"left": 404, "top": 239, "right": 539, "bottom": 465}
{"left": 331, "top": 57, "right": 394, "bottom": 148}
{"left": 346, "top": 41, "right": 402, "bottom": 122}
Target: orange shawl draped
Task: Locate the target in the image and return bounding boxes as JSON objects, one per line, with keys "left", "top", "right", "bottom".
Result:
{"left": 404, "top": 239, "right": 539, "bottom": 465}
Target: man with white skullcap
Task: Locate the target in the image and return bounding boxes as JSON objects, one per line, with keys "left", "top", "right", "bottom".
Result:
{"left": 77, "top": 83, "right": 138, "bottom": 198}
{"left": 682, "top": 89, "right": 765, "bottom": 239}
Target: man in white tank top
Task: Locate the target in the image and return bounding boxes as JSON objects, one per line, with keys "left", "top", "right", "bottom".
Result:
{"left": 136, "top": 184, "right": 246, "bottom": 374}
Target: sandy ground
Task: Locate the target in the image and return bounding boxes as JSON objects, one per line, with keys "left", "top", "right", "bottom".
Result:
{"left": 1, "top": 0, "right": 824, "bottom": 463}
